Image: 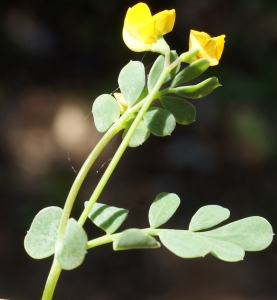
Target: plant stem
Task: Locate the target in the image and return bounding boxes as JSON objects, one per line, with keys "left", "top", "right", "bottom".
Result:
{"left": 41, "top": 258, "right": 62, "bottom": 300}
{"left": 78, "top": 53, "right": 172, "bottom": 226}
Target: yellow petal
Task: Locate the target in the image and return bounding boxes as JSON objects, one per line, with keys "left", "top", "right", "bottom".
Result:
{"left": 189, "top": 30, "right": 226, "bottom": 66}
{"left": 123, "top": 3, "right": 175, "bottom": 52}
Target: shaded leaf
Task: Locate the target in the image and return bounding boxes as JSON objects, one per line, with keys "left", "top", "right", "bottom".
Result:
{"left": 169, "top": 77, "right": 221, "bottom": 99}
{"left": 199, "top": 217, "right": 273, "bottom": 251}
{"left": 159, "top": 230, "right": 211, "bottom": 258}
{"left": 170, "top": 58, "right": 210, "bottom": 87}
{"left": 149, "top": 193, "right": 180, "bottom": 228}
{"left": 189, "top": 205, "right": 230, "bottom": 232}
{"left": 118, "top": 61, "right": 145, "bottom": 107}
{"left": 56, "top": 218, "right": 87, "bottom": 270}
{"left": 160, "top": 96, "right": 196, "bottom": 125}
{"left": 92, "top": 94, "right": 120, "bottom": 132}
{"left": 144, "top": 107, "right": 176, "bottom": 136}
{"left": 113, "top": 229, "right": 160, "bottom": 250}
{"left": 122, "top": 118, "right": 150, "bottom": 147}
{"left": 87, "top": 202, "right": 128, "bottom": 234}
{"left": 148, "top": 51, "right": 180, "bottom": 91}
{"left": 24, "top": 206, "right": 63, "bottom": 259}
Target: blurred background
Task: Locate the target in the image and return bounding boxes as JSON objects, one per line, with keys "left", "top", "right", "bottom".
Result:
{"left": 0, "top": 0, "right": 277, "bottom": 299}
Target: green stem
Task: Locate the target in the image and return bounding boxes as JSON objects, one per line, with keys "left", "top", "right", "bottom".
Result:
{"left": 86, "top": 228, "right": 169, "bottom": 249}
{"left": 41, "top": 258, "right": 62, "bottom": 300}
{"left": 78, "top": 52, "right": 172, "bottom": 226}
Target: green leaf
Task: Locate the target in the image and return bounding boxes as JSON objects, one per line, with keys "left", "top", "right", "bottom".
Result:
{"left": 92, "top": 94, "right": 120, "bottom": 132}
{"left": 209, "top": 239, "right": 245, "bottom": 262}
{"left": 159, "top": 96, "right": 196, "bottom": 125}
{"left": 143, "top": 107, "right": 176, "bottom": 136}
{"left": 170, "top": 58, "right": 210, "bottom": 87}
{"left": 159, "top": 230, "right": 211, "bottom": 258}
{"left": 87, "top": 202, "right": 129, "bottom": 234}
{"left": 148, "top": 51, "right": 180, "bottom": 91}
{"left": 189, "top": 205, "right": 230, "bottom": 232}
{"left": 199, "top": 217, "right": 274, "bottom": 251}
{"left": 118, "top": 61, "right": 145, "bottom": 107}
{"left": 122, "top": 118, "right": 150, "bottom": 147}
{"left": 169, "top": 77, "right": 221, "bottom": 99}
{"left": 24, "top": 206, "right": 63, "bottom": 259}
{"left": 56, "top": 218, "right": 87, "bottom": 270}
{"left": 113, "top": 229, "right": 160, "bottom": 250}
{"left": 149, "top": 193, "right": 180, "bottom": 228}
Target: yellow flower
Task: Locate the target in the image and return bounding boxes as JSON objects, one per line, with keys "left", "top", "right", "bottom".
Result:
{"left": 189, "top": 30, "right": 226, "bottom": 66}
{"left": 123, "top": 3, "right": 175, "bottom": 53}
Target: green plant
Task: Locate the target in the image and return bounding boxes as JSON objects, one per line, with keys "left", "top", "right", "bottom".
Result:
{"left": 24, "top": 3, "right": 274, "bottom": 299}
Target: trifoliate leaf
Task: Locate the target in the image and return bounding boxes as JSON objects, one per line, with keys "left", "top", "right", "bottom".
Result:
{"left": 149, "top": 193, "right": 180, "bottom": 228}
{"left": 24, "top": 206, "right": 63, "bottom": 259}
{"left": 87, "top": 202, "right": 128, "bottom": 234}
{"left": 113, "top": 229, "right": 160, "bottom": 250}
{"left": 92, "top": 94, "right": 120, "bottom": 132}
{"left": 189, "top": 205, "right": 230, "bottom": 232}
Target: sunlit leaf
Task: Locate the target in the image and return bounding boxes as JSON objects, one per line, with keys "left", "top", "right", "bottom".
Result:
{"left": 87, "top": 202, "right": 128, "bottom": 234}
{"left": 92, "top": 94, "right": 120, "bottom": 132}
{"left": 144, "top": 107, "right": 176, "bottom": 136}
{"left": 189, "top": 205, "right": 230, "bottom": 232}
{"left": 113, "top": 229, "right": 160, "bottom": 250}
{"left": 24, "top": 206, "right": 63, "bottom": 259}
{"left": 56, "top": 218, "right": 87, "bottom": 270}
{"left": 159, "top": 230, "right": 211, "bottom": 258}
{"left": 149, "top": 193, "right": 180, "bottom": 228}
{"left": 159, "top": 96, "right": 196, "bottom": 125}
{"left": 209, "top": 239, "right": 245, "bottom": 262}
{"left": 199, "top": 216, "right": 273, "bottom": 251}
{"left": 118, "top": 61, "right": 145, "bottom": 107}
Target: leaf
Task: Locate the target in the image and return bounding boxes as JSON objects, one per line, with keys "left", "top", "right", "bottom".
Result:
{"left": 198, "top": 216, "right": 274, "bottom": 251}
{"left": 92, "top": 94, "right": 120, "bottom": 132}
{"left": 122, "top": 118, "right": 150, "bottom": 147}
{"left": 159, "top": 96, "right": 196, "bottom": 125}
{"left": 170, "top": 58, "right": 210, "bottom": 87}
{"left": 113, "top": 229, "right": 160, "bottom": 250}
{"left": 118, "top": 61, "right": 145, "bottom": 107}
{"left": 147, "top": 51, "right": 180, "bottom": 91}
{"left": 159, "top": 230, "right": 211, "bottom": 258}
{"left": 169, "top": 77, "right": 221, "bottom": 99}
{"left": 24, "top": 206, "right": 63, "bottom": 259}
{"left": 56, "top": 218, "right": 87, "bottom": 270}
{"left": 143, "top": 107, "right": 176, "bottom": 136}
{"left": 209, "top": 239, "right": 245, "bottom": 262}
{"left": 149, "top": 193, "right": 180, "bottom": 228}
{"left": 87, "top": 202, "right": 129, "bottom": 234}
{"left": 189, "top": 205, "right": 230, "bottom": 232}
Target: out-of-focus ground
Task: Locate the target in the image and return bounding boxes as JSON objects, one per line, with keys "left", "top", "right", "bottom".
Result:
{"left": 0, "top": 0, "right": 277, "bottom": 299}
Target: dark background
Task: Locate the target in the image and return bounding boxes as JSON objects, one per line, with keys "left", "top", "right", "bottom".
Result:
{"left": 1, "top": 0, "right": 277, "bottom": 299}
